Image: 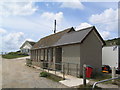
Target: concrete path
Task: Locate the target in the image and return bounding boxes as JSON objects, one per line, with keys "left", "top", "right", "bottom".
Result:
{"left": 32, "top": 65, "right": 120, "bottom": 88}
{"left": 15, "top": 56, "right": 30, "bottom": 60}
{"left": 59, "top": 75, "right": 89, "bottom": 87}
{"left": 2, "top": 57, "right": 67, "bottom": 88}
{"left": 33, "top": 66, "right": 89, "bottom": 88}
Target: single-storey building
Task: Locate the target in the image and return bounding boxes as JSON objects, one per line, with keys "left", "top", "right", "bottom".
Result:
{"left": 20, "top": 40, "right": 36, "bottom": 55}
{"left": 30, "top": 26, "right": 105, "bottom": 76}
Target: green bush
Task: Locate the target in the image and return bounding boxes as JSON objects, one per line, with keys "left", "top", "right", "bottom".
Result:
{"left": 40, "top": 72, "right": 49, "bottom": 77}
{"left": 2, "top": 51, "right": 28, "bottom": 59}
{"left": 8, "top": 52, "right": 16, "bottom": 55}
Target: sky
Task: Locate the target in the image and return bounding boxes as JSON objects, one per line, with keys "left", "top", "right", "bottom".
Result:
{"left": 0, "top": 0, "right": 119, "bottom": 52}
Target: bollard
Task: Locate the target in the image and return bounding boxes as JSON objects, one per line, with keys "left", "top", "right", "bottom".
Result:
{"left": 63, "top": 64, "right": 65, "bottom": 80}
{"left": 83, "top": 64, "right": 86, "bottom": 86}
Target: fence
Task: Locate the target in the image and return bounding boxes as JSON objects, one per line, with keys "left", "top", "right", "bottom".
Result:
{"left": 26, "top": 58, "right": 32, "bottom": 66}
{"left": 40, "top": 61, "right": 80, "bottom": 77}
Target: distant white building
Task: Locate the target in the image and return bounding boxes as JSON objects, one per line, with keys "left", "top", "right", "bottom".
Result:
{"left": 102, "top": 45, "right": 120, "bottom": 70}
{"left": 20, "top": 41, "right": 36, "bottom": 55}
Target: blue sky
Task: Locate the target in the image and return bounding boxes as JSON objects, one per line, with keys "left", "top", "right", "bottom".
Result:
{"left": 0, "top": 1, "right": 118, "bottom": 52}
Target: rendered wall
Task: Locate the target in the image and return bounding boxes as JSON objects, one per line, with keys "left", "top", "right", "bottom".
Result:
{"left": 80, "top": 30, "right": 102, "bottom": 75}
{"left": 62, "top": 44, "right": 80, "bottom": 76}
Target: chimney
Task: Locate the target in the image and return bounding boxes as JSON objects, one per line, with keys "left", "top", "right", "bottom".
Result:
{"left": 54, "top": 20, "right": 56, "bottom": 33}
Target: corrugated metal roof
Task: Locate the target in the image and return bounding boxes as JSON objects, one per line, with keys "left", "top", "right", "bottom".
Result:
{"left": 53, "top": 26, "right": 93, "bottom": 46}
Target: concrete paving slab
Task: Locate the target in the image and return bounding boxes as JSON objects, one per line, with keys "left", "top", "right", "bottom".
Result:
{"left": 32, "top": 65, "right": 89, "bottom": 87}
{"left": 17, "top": 56, "right": 30, "bottom": 60}
{"left": 59, "top": 76, "right": 89, "bottom": 87}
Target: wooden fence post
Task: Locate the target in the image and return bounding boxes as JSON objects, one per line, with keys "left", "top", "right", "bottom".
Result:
{"left": 63, "top": 64, "right": 65, "bottom": 80}
{"left": 67, "top": 63, "right": 69, "bottom": 75}
{"left": 48, "top": 62, "right": 49, "bottom": 72}
{"left": 76, "top": 64, "right": 78, "bottom": 77}
{"left": 83, "top": 64, "right": 86, "bottom": 86}
{"left": 55, "top": 63, "right": 56, "bottom": 74}
{"left": 43, "top": 62, "right": 44, "bottom": 71}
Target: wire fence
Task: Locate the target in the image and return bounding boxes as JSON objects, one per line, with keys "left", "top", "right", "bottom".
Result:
{"left": 26, "top": 58, "right": 80, "bottom": 77}
{"left": 39, "top": 61, "right": 80, "bottom": 77}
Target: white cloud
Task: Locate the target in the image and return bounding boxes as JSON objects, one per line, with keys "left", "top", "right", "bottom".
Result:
{"left": 100, "top": 31, "right": 110, "bottom": 39}
{"left": 75, "top": 22, "right": 92, "bottom": 30}
{"left": 1, "top": 11, "right": 64, "bottom": 34}
{"left": 60, "top": 0, "right": 84, "bottom": 10}
{"left": 0, "top": 11, "right": 64, "bottom": 52}
{"left": 0, "top": 28, "right": 7, "bottom": 34}
{"left": 89, "top": 8, "right": 118, "bottom": 31}
{"left": 25, "top": 38, "right": 34, "bottom": 42}
{"left": 89, "top": 8, "right": 117, "bottom": 24}
{"left": 2, "top": 32, "right": 33, "bottom": 52}
{"left": 3, "top": 32, "right": 24, "bottom": 51}
{"left": 0, "top": 2, "right": 37, "bottom": 16}
{"left": 46, "top": 3, "right": 49, "bottom": 7}
{"left": 41, "top": 12, "right": 64, "bottom": 24}
{"left": 89, "top": 8, "right": 118, "bottom": 39}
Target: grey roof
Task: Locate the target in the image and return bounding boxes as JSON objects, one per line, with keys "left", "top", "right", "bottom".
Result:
{"left": 32, "top": 27, "right": 75, "bottom": 49}
{"left": 53, "top": 26, "right": 93, "bottom": 46}
{"left": 28, "top": 41, "right": 36, "bottom": 46}
{"left": 32, "top": 26, "right": 105, "bottom": 49}
{"left": 20, "top": 40, "right": 36, "bottom": 49}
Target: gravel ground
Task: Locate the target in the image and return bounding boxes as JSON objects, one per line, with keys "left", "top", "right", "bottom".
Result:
{"left": 2, "top": 57, "right": 67, "bottom": 88}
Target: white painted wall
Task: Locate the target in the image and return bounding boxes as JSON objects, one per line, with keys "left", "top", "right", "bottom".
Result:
{"left": 21, "top": 42, "right": 32, "bottom": 54}
{"left": 102, "top": 46, "right": 118, "bottom": 68}
{"left": 22, "top": 43, "right": 32, "bottom": 49}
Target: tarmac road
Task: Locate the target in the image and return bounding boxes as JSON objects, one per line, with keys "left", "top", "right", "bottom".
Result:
{"left": 2, "top": 57, "right": 67, "bottom": 88}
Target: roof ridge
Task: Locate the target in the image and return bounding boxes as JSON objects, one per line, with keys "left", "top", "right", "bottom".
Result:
{"left": 40, "top": 27, "right": 73, "bottom": 39}
{"left": 76, "top": 26, "right": 94, "bottom": 32}
{"left": 26, "top": 40, "right": 35, "bottom": 43}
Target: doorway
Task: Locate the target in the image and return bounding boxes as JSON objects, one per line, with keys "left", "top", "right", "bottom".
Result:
{"left": 55, "top": 47, "right": 62, "bottom": 70}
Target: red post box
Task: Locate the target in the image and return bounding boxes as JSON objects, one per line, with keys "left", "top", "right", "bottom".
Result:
{"left": 86, "top": 65, "right": 93, "bottom": 78}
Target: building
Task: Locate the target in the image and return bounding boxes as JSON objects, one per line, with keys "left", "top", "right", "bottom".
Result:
{"left": 20, "top": 41, "right": 36, "bottom": 55}
{"left": 102, "top": 45, "right": 120, "bottom": 70}
{"left": 30, "top": 26, "right": 105, "bottom": 76}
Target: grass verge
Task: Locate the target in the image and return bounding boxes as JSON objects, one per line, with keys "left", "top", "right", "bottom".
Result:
{"left": 78, "top": 84, "right": 101, "bottom": 89}
{"left": 91, "top": 73, "right": 120, "bottom": 85}
{"left": 40, "top": 71, "right": 63, "bottom": 82}
{"left": 2, "top": 52, "right": 28, "bottom": 59}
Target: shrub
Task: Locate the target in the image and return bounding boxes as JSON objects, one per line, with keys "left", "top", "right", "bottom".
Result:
{"left": 40, "top": 72, "right": 49, "bottom": 77}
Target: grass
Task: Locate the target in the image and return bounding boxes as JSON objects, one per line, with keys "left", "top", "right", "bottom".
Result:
{"left": 91, "top": 73, "right": 112, "bottom": 81}
{"left": 90, "top": 73, "right": 120, "bottom": 85}
{"left": 2, "top": 52, "right": 28, "bottom": 59}
{"left": 78, "top": 84, "right": 101, "bottom": 89}
{"left": 40, "top": 71, "right": 63, "bottom": 82}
